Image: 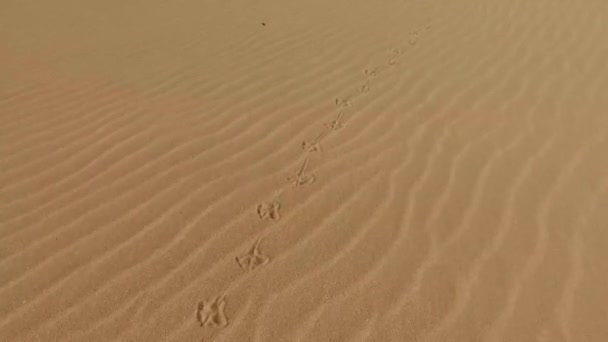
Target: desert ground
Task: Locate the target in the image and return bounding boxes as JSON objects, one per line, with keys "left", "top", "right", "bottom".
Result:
{"left": 1, "top": 0, "right": 608, "bottom": 341}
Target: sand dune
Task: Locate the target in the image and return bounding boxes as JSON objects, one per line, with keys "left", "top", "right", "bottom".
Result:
{"left": 2, "top": 0, "right": 608, "bottom": 341}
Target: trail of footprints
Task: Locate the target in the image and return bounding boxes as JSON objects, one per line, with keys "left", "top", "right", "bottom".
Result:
{"left": 195, "top": 20, "right": 432, "bottom": 333}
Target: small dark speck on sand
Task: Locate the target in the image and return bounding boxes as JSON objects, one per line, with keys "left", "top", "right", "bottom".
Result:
{"left": 261, "top": 22, "right": 266, "bottom": 26}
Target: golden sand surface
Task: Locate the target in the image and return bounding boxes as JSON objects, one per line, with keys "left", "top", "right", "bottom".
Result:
{"left": 1, "top": 0, "right": 608, "bottom": 341}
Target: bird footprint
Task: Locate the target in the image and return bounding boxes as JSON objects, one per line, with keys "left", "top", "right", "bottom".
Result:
{"left": 325, "top": 111, "right": 345, "bottom": 131}
{"left": 335, "top": 97, "right": 352, "bottom": 108}
{"left": 409, "top": 31, "right": 419, "bottom": 45}
{"left": 257, "top": 201, "right": 280, "bottom": 220}
{"left": 196, "top": 295, "right": 228, "bottom": 328}
{"left": 236, "top": 239, "right": 269, "bottom": 271}
{"left": 301, "top": 131, "right": 325, "bottom": 153}
{"left": 287, "top": 158, "right": 316, "bottom": 187}
{"left": 359, "top": 81, "right": 370, "bottom": 94}
{"left": 364, "top": 68, "right": 378, "bottom": 77}
{"left": 302, "top": 140, "right": 322, "bottom": 153}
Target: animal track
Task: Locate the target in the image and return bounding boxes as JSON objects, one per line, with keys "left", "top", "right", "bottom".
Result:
{"left": 359, "top": 81, "right": 370, "bottom": 94}
{"left": 302, "top": 140, "right": 322, "bottom": 153}
{"left": 287, "top": 158, "right": 315, "bottom": 187}
{"left": 335, "top": 97, "right": 352, "bottom": 108}
{"left": 301, "top": 131, "right": 325, "bottom": 153}
{"left": 388, "top": 47, "right": 403, "bottom": 65}
{"left": 409, "top": 31, "right": 420, "bottom": 45}
{"left": 189, "top": 20, "right": 433, "bottom": 331}
{"left": 236, "top": 239, "right": 269, "bottom": 271}
{"left": 289, "top": 174, "right": 315, "bottom": 187}
{"left": 325, "top": 111, "right": 345, "bottom": 131}
{"left": 364, "top": 68, "right": 378, "bottom": 77}
{"left": 391, "top": 47, "right": 403, "bottom": 56}
{"left": 257, "top": 201, "right": 281, "bottom": 220}
{"left": 196, "top": 295, "right": 228, "bottom": 327}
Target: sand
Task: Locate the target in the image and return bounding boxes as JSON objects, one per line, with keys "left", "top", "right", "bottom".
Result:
{"left": 2, "top": 0, "right": 608, "bottom": 341}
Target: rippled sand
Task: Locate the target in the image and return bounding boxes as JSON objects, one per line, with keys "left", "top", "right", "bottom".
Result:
{"left": 2, "top": 0, "right": 608, "bottom": 341}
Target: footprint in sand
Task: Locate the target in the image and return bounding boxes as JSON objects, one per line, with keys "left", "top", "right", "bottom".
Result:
{"left": 196, "top": 295, "right": 228, "bottom": 327}
{"left": 391, "top": 47, "right": 403, "bottom": 56}
{"left": 236, "top": 238, "right": 269, "bottom": 271}
{"left": 257, "top": 201, "right": 281, "bottom": 220}
{"left": 325, "top": 111, "right": 345, "bottom": 131}
{"left": 387, "top": 47, "right": 403, "bottom": 66}
{"left": 289, "top": 173, "right": 315, "bottom": 187}
{"left": 365, "top": 68, "right": 379, "bottom": 77}
{"left": 287, "top": 158, "right": 316, "bottom": 187}
{"left": 301, "top": 131, "right": 325, "bottom": 153}
{"left": 335, "top": 97, "right": 352, "bottom": 108}
{"left": 358, "top": 80, "right": 370, "bottom": 94}
{"left": 409, "top": 31, "right": 420, "bottom": 45}
{"left": 302, "top": 140, "right": 322, "bottom": 153}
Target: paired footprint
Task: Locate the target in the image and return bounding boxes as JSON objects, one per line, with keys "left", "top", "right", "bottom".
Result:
{"left": 388, "top": 49, "right": 402, "bottom": 66}
{"left": 195, "top": 240, "right": 269, "bottom": 330}
{"left": 236, "top": 239, "right": 269, "bottom": 271}
{"left": 359, "top": 81, "right": 371, "bottom": 94}
{"left": 335, "top": 97, "right": 352, "bottom": 108}
{"left": 257, "top": 201, "right": 281, "bottom": 220}
{"left": 409, "top": 31, "right": 419, "bottom": 45}
{"left": 302, "top": 140, "right": 322, "bottom": 153}
{"left": 365, "top": 68, "right": 379, "bottom": 77}
{"left": 302, "top": 131, "right": 325, "bottom": 153}
{"left": 325, "top": 111, "right": 345, "bottom": 131}
{"left": 287, "top": 158, "right": 316, "bottom": 187}
{"left": 196, "top": 295, "right": 228, "bottom": 327}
